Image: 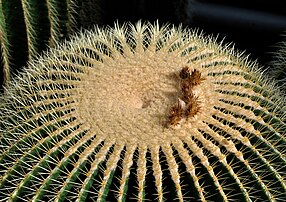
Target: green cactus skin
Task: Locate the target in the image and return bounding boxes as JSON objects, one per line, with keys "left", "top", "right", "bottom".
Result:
{"left": 0, "top": 22, "right": 286, "bottom": 201}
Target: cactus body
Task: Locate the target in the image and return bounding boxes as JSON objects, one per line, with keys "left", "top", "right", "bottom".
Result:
{"left": 0, "top": 22, "right": 286, "bottom": 201}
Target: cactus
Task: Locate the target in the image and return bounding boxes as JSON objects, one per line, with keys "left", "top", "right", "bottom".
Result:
{"left": 0, "top": 0, "right": 104, "bottom": 89}
{"left": 0, "top": 21, "right": 286, "bottom": 201}
{"left": 269, "top": 35, "right": 286, "bottom": 91}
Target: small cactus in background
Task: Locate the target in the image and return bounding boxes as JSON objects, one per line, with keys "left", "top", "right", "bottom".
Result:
{"left": 0, "top": 22, "right": 286, "bottom": 201}
{"left": 0, "top": 0, "right": 104, "bottom": 89}
{"left": 269, "top": 35, "right": 286, "bottom": 91}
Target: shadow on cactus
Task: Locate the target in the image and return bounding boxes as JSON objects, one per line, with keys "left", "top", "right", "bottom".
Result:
{"left": 0, "top": 22, "right": 286, "bottom": 201}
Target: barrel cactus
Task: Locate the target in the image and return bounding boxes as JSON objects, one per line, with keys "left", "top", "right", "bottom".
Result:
{"left": 0, "top": 21, "right": 285, "bottom": 201}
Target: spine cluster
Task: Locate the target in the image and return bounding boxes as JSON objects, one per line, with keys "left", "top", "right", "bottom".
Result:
{"left": 167, "top": 67, "right": 205, "bottom": 127}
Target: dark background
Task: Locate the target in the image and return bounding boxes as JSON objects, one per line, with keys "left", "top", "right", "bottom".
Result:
{"left": 101, "top": 0, "right": 286, "bottom": 67}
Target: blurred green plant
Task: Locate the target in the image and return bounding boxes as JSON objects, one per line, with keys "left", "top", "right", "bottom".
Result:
{"left": 0, "top": 0, "right": 105, "bottom": 90}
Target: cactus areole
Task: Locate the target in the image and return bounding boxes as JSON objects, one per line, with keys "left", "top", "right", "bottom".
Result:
{"left": 0, "top": 22, "right": 285, "bottom": 201}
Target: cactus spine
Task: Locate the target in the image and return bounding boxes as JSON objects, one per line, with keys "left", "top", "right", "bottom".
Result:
{"left": 0, "top": 22, "right": 285, "bottom": 201}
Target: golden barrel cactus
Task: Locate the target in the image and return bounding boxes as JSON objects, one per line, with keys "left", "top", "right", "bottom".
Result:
{"left": 0, "top": 22, "right": 285, "bottom": 201}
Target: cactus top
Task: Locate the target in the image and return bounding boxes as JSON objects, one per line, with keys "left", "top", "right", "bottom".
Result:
{"left": 0, "top": 22, "right": 285, "bottom": 201}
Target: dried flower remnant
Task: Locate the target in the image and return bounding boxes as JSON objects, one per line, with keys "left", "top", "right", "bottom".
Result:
{"left": 180, "top": 67, "right": 205, "bottom": 101}
{"left": 189, "top": 69, "right": 206, "bottom": 86}
{"left": 167, "top": 67, "right": 204, "bottom": 127}
{"left": 181, "top": 87, "right": 194, "bottom": 104}
{"left": 185, "top": 95, "right": 201, "bottom": 119}
{"left": 167, "top": 98, "right": 185, "bottom": 126}
{"left": 179, "top": 66, "right": 190, "bottom": 79}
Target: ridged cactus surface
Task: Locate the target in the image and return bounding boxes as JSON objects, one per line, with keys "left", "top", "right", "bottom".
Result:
{"left": 0, "top": 22, "right": 286, "bottom": 201}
